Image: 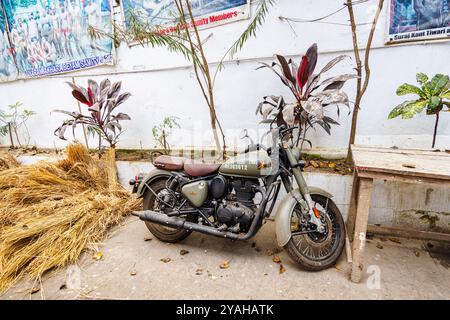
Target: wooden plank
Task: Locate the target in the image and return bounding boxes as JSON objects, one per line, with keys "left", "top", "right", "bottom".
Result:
{"left": 357, "top": 170, "right": 450, "bottom": 186}
{"left": 350, "top": 177, "right": 374, "bottom": 283}
{"left": 354, "top": 153, "right": 450, "bottom": 178}
{"left": 352, "top": 145, "right": 450, "bottom": 158}
{"left": 351, "top": 145, "right": 450, "bottom": 181}
{"left": 367, "top": 225, "right": 450, "bottom": 243}
{"left": 346, "top": 172, "right": 360, "bottom": 241}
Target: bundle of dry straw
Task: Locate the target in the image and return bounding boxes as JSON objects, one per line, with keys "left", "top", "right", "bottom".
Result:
{"left": 0, "top": 152, "right": 20, "bottom": 171}
{"left": 0, "top": 144, "right": 140, "bottom": 293}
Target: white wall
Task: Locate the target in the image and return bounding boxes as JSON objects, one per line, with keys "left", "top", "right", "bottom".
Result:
{"left": 0, "top": 0, "right": 449, "bottom": 151}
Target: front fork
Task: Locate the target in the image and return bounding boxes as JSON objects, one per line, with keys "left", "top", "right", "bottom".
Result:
{"left": 284, "top": 147, "right": 325, "bottom": 233}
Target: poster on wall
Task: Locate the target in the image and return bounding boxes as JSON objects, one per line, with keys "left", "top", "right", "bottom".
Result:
{"left": 0, "top": 5, "right": 18, "bottom": 82}
{"left": 0, "top": 0, "right": 115, "bottom": 79}
{"left": 121, "top": 0, "right": 250, "bottom": 37}
{"left": 386, "top": 0, "right": 450, "bottom": 44}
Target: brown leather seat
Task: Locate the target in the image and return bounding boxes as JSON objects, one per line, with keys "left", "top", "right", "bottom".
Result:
{"left": 183, "top": 160, "right": 220, "bottom": 177}
{"left": 153, "top": 155, "right": 186, "bottom": 170}
{"left": 154, "top": 155, "right": 220, "bottom": 177}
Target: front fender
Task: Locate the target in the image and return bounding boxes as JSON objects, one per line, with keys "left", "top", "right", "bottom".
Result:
{"left": 136, "top": 169, "right": 172, "bottom": 198}
{"left": 274, "top": 187, "right": 333, "bottom": 247}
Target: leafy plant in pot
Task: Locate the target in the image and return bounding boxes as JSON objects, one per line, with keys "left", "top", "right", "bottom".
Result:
{"left": 152, "top": 116, "right": 180, "bottom": 154}
{"left": 257, "top": 43, "right": 356, "bottom": 148}
{"left": 0, "top": 102, "right": 35, "bottom": 149}
{"left": 388, "top": 73, "right": 450, "bottom": 148}
{"left": 53, "top": 79, "right": 132, "bottom": 157}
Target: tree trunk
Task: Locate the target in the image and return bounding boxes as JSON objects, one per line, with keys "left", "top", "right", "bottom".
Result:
{"left": 432, "top": 113, "right": 439, "bottom": 149}
{"left": 98, "top": 134, "right": 102, "bottom": 159}
{"left": 346, "top": 0, "right": 384, "bottom": 163}
{"left": 346, "top": 0, "right": 362, "bottom": 163}
{"left": 13, "top": 125, "right": 22, "bottom": 147}
{"left": 7, "top": 122, "right": 14, "bottom": 149}
{"left": 180, "top": 0, "right": 225, "bottom": 159}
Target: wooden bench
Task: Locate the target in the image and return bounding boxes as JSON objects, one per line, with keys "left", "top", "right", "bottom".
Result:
{"left": 346, "top": 145, "right": 450, "bottom": 283}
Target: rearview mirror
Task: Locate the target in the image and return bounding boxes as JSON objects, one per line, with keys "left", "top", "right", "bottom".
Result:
{"left": 239, "top": 129, "right": 249, "bottom": 140}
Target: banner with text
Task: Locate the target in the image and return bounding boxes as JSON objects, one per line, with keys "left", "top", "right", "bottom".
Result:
{"left": 1, "top": 0, "right": 114, "bottom": 80}
{"left": 121, "top": 0, "right": 250, "bottom": 38}
{"left": 0, "top": 5, "right": 19, "bottom": 82}
{"left": 386, "top": 0, "right": 450, "bottom": 44}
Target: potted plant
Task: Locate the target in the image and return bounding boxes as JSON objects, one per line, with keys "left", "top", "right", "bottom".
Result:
{"left": 0, "top": 102, "right": 35, "bottom": 149}
{"left": 388, "top": 73, "right": 450, "bottom": 148}
{"left": 53, "top": 79, "right": 132, "bottom": 156}
{"left": 257, "top": 43, "right": 356, "bottom": 148}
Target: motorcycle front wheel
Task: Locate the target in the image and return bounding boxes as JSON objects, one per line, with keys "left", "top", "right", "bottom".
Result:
{"left": 284, "top": 194, "right": 345, "bottom": 271}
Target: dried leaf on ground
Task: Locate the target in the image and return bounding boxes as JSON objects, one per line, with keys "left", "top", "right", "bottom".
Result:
{"left": 92, "top": 251, "right": 103, "bottom": 261}
{"left": 129, "top": 270, "right": 137, "bottom": 276}
{"left": 195, "top": 268, "right": 204, "bottom": 275}
{"left": 272, "top": 256, "right": 281, "bottom": 263}
{"left": 219, "top": 260, "right": 230, "bottom": 269}
{"left": 160, "top": 257, "right": 171, "bottom": 263}
{"left": 279, "top": 264, "right": 286, "bottom": 274}
{"left": 319, "top": 161, "right": 329, "bottom": 168}
{"left": 310, "top": 160, "right": 319, "bottom": 168}
{"left": 265, "top": 247, "right": 283, "bottom": 256}
{"left": 180, "top": 249, "right": 189, "bottom": 256}
{"left": 30, "top": 285, "right": 40, "bottom": 294}
{"left": 389, "top": 238, "right": 402, "bottom": 244}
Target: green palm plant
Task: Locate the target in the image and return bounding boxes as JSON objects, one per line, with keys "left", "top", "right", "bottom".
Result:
{"left": 388, "top": 73, "right": 450, "bottom": 148}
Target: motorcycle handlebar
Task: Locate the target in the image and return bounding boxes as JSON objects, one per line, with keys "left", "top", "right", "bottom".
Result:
{"left": 243, "top": 144, "right": 267, "bottom": 154}
{"left": 242, "top": 125, "right": 298, "bottom": 154}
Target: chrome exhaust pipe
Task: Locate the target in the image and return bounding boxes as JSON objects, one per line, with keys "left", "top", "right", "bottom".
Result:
{"left": 132, "top": 210, "right": 241, "bottom": 240}
{"left": 133, "top": 183, "right": 273, "bottom": 242}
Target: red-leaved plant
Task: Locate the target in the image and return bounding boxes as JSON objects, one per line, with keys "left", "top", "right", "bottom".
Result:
{"left": 53, "top": 79, "right": 131, "bottom": 151}
{"left": 257, "top": 43, "right": 356, "bottom": 148}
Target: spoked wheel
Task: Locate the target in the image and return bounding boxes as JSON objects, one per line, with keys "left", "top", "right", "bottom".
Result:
{"left": 143, "top": 178, "right": 196, "bottom": 243}
{"left": 284, "top": 194, "right": 345, "bottom": 271}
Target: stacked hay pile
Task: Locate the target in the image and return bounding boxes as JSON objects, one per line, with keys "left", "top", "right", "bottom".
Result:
{"left": 0, "top": 152, "right": 20, "bottom": 171}
{"left": 0, "top": 144, "right": 140, "bottom": 292}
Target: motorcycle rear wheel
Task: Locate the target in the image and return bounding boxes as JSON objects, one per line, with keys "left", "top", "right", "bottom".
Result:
{"left": 284, "top": 194, "right": 345, "bottom": 271}
{"left": 143, "top": 178, "right": 196, "bottom": 243}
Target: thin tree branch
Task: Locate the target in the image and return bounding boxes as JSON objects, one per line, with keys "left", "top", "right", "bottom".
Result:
{"left": 346, "top": 0, "right": 384, "bottom": 163}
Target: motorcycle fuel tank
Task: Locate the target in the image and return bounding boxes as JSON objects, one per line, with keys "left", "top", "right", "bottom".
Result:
{"left": 219, "top": 150, "right": 273, "bottom": 178}
{"left": 181, "top": 180, "right": 208, "bottom": 207}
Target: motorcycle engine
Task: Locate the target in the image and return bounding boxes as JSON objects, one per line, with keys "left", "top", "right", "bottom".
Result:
{"left": 216, "top": 201, "right": 255, "bottom": 232}
{"left": 211, "top": 177, "right": 259, "bottom": 232}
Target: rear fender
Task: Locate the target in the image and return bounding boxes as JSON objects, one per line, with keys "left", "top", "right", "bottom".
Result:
{"left": 136, "top": 169, "right": 172, "bottom": 198}
{"left": 274, "top": 187, "right": 333, "bottom": 247}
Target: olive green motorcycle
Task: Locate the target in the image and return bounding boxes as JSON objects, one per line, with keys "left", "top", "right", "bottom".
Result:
{"left": 131, "top": 109, "right": 345, "bottom": 271}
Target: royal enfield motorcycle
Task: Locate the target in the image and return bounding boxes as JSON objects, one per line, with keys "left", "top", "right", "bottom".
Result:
{"left": 130, "top": 107, "right": 345, "bottom": 270}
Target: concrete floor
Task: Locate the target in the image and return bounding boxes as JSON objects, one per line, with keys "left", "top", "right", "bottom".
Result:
{"left": 1, "top": 217, "right": 449, "bottom": 300}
